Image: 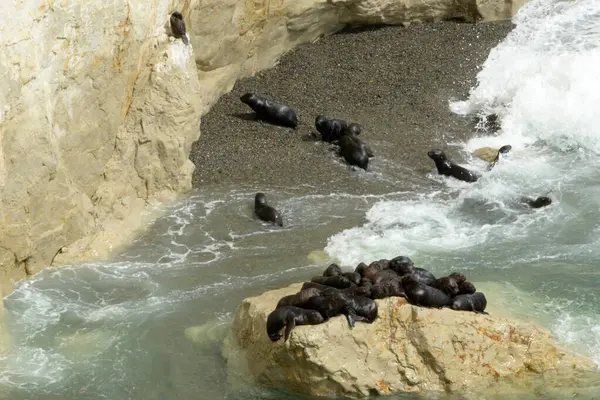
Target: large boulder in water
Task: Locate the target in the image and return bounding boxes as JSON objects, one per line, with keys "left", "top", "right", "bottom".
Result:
{"left": 225, "top": 283, "right": 597, "bottom": 398}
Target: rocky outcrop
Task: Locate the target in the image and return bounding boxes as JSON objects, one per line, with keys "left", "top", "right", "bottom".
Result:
{"left": 226, "top": 283, "right": 597, "bottom": 398}
{"left": 0, "top": 0, "right": 528, "bottom": 305}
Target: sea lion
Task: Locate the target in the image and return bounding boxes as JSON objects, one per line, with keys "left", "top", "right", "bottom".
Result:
{"left": 315, "top": 115, "right": 348, "bottom": 142}
{"left": 310, "top": 275, "right": 354, "bottom": 289}
{"left": 373, "top": 269, "right": 399, "bottom": 285}
{"left": 240, "top": 93, "right": 298, "bottom": 128}
{"left": 487, "top": 145, "right": 512, "bottom": 171}
{"left": 458, "top": 281, "right": 476, "bottom": 295}
{"left": 266, "top": 306, "right": 325, "bottom": 342}
{"left": 254, "top": 193, "right": 283, "bottom": 227}
{"left": 408, "top": 267, "right": 436, "bottom": 286}
{"left": 389, "top": 256, "right": 415, "bottom": 276}
{"left": 428, "top": 150, "right": 479, "bottom": 183}
{"left": 323, "top": 263, "right": 343, "bottom": 277}
{"left": 402, "top": 275, "right": 452, "bottom": 308}
{"left": 276, "top": 288, "right": 322, "bottom": 309}
{"left": 430, "top": 276, "right": 460, "bottom": 297}
{"left": 472, "top": 145, "right": 512, "bottom": 164}
{"left": 347, "top": 295, "right": 378, "bottom": 324}
{"left": 362, "top": 262, "right": 389, "bottom": 282}
{"left": 521, "top": 196, "right": 552, "bottom": 209}
{"left": 359, "top": 278, "right": 373, "bottom": 287}
{"left": 355, "top": 262, "right": 368, "bottom": 277}
{"left": 170, "top": 11, "right": 189, "bottom": 45}
{"left": 301, "top": 281, "right": 329, "bottom": 291}
{"left": 370, "top": 279, "right": 405, "bottom": 299}
{"left": 451, "top": 292, "right": 488, "bottom": 314}
{"left": 345, "top": 123, "right": 362, "bottom": 137}
{"left": 338, "top": 134, "right": 369, "bottom": 170}
{"left": 342, "top": 272, "right": 362, "bottom": 286}
{"left": 302, "top": 291, "right": 377, "bottom": 327}
{"left": 448, "top": 272, "right": 466, "bottom": 285}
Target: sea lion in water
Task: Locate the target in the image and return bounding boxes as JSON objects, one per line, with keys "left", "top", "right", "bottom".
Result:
{"left": 458, "top": 281, "right": 476, "bottom": 295}
{"left": 254, "top": 193, "right": 283, "bottom": 227}
{"left": 487, "top": 145, "right": 512, "bottom": 171}
{"left": 521, "top": 196, "right": 552, "bottom": 209}
{"left": 170, "top": 12, "right": 189, "bottom": 45}
{"left": 430, "top": 276, "right": 460, "bottom": 297}
{"left": 338, "top": 134, "right": 370, "bottom": 170}
{"left": 402, "top": 275, "right": 452, "bottom": 308}
{"left": 266, "top": 306, "right": 325, "bottom": 342}
{"left": 451, "top": 292, "right": 488, "bottom": 314}
{"left": 323, "top": 263, "right": 343, "bottom": 277}
{"left": 240, "top": 93, "right": 298, "bottom": 128}
{"left": 276, "top": 288, "right": 322, "bottom": 309}
{"left": 310, "top": 275, "right": 354, "bottom": 289}
{"left": 428, "top": 150, "right": 479, "bottom": 183}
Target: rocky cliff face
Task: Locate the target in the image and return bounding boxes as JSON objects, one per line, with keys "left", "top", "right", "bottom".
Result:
{"left": 0, "top": 0, "right": 528, "bottom": 305}
{"left": 225, "top": 283, "right": 598, "bottom": 398}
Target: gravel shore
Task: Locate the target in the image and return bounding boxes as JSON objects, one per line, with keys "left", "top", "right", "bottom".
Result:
{"left": 190, "top": 21, "right": 513, "bottom": 194}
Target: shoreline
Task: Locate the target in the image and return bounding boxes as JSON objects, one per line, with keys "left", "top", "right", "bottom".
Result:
{"left": 190, "top": 21, "right": 514, "bottom": 193}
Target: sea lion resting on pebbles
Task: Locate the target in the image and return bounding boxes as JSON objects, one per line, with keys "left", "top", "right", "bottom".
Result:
{"left": 240, "top": 93, "right": 298, "bottom": 128}
{"left": 266, "top": 306, "right": 325, "bottom": 342}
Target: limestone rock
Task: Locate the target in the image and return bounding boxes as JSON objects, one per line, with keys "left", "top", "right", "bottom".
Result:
{"left": 227, "top": 283, "right": 598, "bottom": 398}
{"left": 0, "top": 0, "right": 529, "bottom": 305}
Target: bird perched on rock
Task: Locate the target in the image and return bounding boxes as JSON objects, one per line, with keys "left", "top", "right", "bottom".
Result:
{"left": 170, "top": 11, "right": 189, "bottom": 45}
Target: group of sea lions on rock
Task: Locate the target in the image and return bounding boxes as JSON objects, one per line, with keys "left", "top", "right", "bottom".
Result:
{"left": 240, "top": 93, "right": 374, "bottom": 171}
{"left": 428, "top": 143, "right": 552, "bottom": 209}
{"left": 267, "top": 256, "right": 487, "bottom": 342}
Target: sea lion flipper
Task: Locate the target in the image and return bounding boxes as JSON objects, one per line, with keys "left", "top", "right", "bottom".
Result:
{"left": 345, "top": 309, "right": 356, "bottom": 329}
{"left": 284, "top": 318, "right": 296, "bottom": 342}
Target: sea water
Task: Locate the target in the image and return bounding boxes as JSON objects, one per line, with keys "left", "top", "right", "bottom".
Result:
{"left": 1, "top": 0, "right": 599, "bottom": 399}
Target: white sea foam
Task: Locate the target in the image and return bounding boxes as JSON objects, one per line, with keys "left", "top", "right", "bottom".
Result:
{"left": 327, "top": 0, "right": 600, "bottom": 365}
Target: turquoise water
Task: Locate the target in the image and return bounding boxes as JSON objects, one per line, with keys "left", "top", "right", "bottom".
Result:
{"left": 2, "top": 0, "right": 599, "bottom": 398}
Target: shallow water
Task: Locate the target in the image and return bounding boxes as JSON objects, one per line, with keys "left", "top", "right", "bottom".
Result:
{"left": 2, "top": 0, "right": 600, "bottom": 398}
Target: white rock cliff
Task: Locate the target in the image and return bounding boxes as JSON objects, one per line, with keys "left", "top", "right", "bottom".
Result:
{"left": 0, "top": 0, "right": 528, "bottom": 305}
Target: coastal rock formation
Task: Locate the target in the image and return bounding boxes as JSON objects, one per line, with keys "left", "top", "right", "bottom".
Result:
{"left": 0, "top": 0, "right": 529, "bottom": 305}
{"left": 226, "top": 283, "right": 597, "bottom": 398}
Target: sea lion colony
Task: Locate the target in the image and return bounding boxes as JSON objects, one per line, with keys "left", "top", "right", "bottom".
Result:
{"left": 267, "top": 256, "right": 487, "bottom": 342}
{"left": 166, "top": 13, "right": 549, "bottom": 340}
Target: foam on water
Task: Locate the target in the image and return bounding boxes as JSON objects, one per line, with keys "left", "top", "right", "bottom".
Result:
{"left": 327, "top": 0, "right": 600, "bottom": 366}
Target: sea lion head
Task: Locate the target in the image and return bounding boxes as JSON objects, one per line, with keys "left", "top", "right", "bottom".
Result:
{"left": 427, "top": 150, "right": 447, "bottom": 161}
{"left": 171, "top": 11, "right": 183, "bottom": 20}
{"left": 498, "top": 144, "right": 512, "bottom": 154}
{"left": 240, "top": 93, "right": 258, "bottom": 106}
{"left": 531, "top": 196, "right": 552, "bottom": 208}
{"left": 255, "top": 192, "right": 267, "bottom": 207}
{"left": 268, "top": 332, "right": 282, "bottom": 342}
{"left": 448, "top": 272, "right": 466, "bottom": 284}
{"left": 315, "top": 115, "right": 328, "bottom": 127}
{"left": 345, "top": 123, "right": 362, "bottom": 136}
